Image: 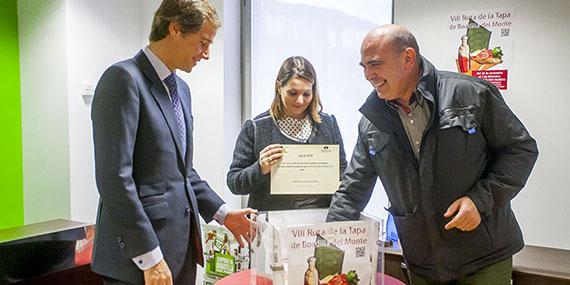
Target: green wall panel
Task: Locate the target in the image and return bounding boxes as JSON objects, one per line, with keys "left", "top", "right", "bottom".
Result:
{"left": 0, "top": 0, "right": 24, "bottom": 230}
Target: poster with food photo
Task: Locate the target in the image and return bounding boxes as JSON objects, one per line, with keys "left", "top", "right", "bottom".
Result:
{"left": 286, "top": 220, "right": 378, "bottom": 285}
{"left": 447, "top": 8, "right": 514, "bottom": 91}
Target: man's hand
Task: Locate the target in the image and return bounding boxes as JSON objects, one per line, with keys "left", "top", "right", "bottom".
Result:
{"left": 143, "top": 258, "right": 172, "bottom": 285}
{"left": 444, "top": 196, "right": 481, "bottom": 232}
{"left": 224, "top": 208, "right": 258, "bottom": 247}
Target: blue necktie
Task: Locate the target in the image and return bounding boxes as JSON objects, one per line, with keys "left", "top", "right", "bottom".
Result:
{"left": 164, "top": 73, "right": 186, "bottom": 156}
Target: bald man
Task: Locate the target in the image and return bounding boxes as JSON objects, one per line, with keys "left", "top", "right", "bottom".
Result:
{"left": 327, "top": 25, "right": 538, "bottom": 284}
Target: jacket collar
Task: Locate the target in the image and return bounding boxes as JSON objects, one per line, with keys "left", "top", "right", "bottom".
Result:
{"left": 358, "top": 56, "right": 439, "bottom": 167}
{"left": 359, "top": 56, "right": 438, "bottom": 129}
{"left": 142, "top": 46, "right": 172, "bottom": 81}
{"left": 417, "top": 56, "right": 437, "bottom": 107}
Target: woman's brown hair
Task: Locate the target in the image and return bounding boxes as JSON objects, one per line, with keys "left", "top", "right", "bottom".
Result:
{"left": 270, "top": 56, "right": 322, "bottom": 123}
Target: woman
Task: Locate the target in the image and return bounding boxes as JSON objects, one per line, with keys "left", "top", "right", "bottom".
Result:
{"left": 227, "top": 56, "right": 347, "bottom": 211}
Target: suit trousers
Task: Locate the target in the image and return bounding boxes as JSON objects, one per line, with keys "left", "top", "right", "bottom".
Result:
{"left": 409, "top": 257, "right": 512, "bottom": 285}
{"left": 103, "top": 276, "right": 135, "bottom": 285}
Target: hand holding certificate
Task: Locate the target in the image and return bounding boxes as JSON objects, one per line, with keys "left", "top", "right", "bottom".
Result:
{"left": 270, "top": 144, "right": 340, "bottom": 195}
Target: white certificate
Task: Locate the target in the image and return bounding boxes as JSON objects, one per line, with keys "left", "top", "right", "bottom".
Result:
{"left": 270, "top": 144, "right": 340, "bottom": 195}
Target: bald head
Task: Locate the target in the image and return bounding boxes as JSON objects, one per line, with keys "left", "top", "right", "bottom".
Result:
{"left": 362, "top": 24, "right": 421, "bottom": 65}
{"left": 359, "top": 24, "right": 422, "bottom": 105}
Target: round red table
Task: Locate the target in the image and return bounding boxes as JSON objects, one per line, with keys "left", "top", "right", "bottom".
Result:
{"left": 215, "top": 270, "right": 405, "bottom": 285}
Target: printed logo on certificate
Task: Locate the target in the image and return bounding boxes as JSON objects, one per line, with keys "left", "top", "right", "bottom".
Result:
{"left": 270, "top": 144, "right": 340, "bottom": 195}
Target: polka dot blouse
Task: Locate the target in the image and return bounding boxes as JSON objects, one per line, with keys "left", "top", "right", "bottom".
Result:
{"left": 276, "top": 115, "right": 313, "bottom": 142}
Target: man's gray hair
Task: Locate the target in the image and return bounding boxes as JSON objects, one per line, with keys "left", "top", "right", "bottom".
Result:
{"left": 389, "top": 29, "right": 421, "bottom": 64}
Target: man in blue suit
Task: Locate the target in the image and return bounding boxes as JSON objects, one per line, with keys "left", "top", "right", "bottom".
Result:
{"left": 91, "top": 1, "right": 256, "bottom": 284}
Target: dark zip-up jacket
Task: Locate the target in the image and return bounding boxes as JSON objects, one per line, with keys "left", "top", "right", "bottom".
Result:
{"left": 227, "top": 111, "right": 347, "bottom": 211}
{"left": 327, "top": 57, "right": 538, "bottom": 281}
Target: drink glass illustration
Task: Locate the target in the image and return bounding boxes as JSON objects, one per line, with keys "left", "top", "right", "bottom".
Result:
{"left": 304, "top": 256, "right": 319, "bottom": 285}
{"left": 458, "top": 35, "right": 470, "bottom": 73}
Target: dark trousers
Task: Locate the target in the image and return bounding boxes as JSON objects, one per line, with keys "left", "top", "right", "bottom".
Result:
{"left": 409, "top": 257, "right": 512, "bottom": 285}
{"left": 103, "top": 277, "right": 135, "bottom": 285}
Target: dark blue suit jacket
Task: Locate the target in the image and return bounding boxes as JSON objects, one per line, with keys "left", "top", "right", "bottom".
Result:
{"left": 91, "top": 50, "right": 224, "bottom": 284}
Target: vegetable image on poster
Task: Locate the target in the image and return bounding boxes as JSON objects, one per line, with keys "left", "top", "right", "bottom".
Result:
{"left": 448, "top": 9, "right": 514, "bottom": 91}
{"left": 456, "top": 19, "right": 503, "bottom": 72}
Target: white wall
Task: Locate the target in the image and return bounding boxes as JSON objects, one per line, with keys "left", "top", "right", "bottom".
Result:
{"left": 180, "top": 0, "right": 241, "bottom": 209}
{"left": 66, "top": 0, "right": 148, "bottom": 223}
{"left": 19, "top": 0, "right": 150, "bottom": 224}
{"left": 19, "top": 0, "right": 71, "bottom": 224}
{"left": 395, "top": 0, "right": 570, "bottom": 250}
{"left": 19, "top": 0, "right": 241, "bottom": 225}
{"left": 220, "top": 0, "right": 243, "bottom": 208}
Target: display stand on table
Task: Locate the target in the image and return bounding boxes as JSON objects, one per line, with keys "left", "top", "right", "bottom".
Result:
{"left": 245, "top": 209, "right": 389, "bottom": 285}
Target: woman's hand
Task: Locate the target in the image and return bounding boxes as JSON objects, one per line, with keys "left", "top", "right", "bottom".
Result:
{"left": 259, "top": 144, "right": 284, "bottom": 175}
